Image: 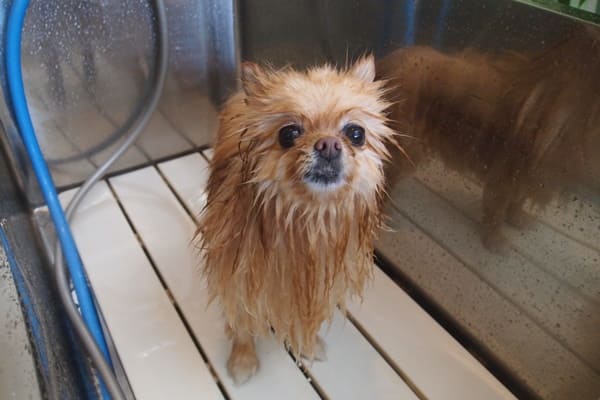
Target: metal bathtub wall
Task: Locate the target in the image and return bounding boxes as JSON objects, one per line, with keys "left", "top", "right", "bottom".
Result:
{"left": 0, "top": 0, "right": 238, "bottom": 207}
{"left": 238, "top": 1, "right": 600, "bottom": 400}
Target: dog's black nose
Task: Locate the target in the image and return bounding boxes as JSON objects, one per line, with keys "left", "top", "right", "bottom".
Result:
{"left": 314, "top": 137, "right": 342, "bottom": 161}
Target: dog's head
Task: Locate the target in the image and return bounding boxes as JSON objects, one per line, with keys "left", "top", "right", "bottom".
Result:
{"left": 237, "top": 55, "right": 397, "bottom": 203}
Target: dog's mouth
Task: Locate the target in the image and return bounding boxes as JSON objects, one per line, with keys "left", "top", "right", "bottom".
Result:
{"left": 304, "top": 157, "right": 344, "bottom": 189}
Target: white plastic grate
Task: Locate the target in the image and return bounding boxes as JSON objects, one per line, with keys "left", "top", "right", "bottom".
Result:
{"left": 52, "top": 149, "right": 514, "bottom": 400}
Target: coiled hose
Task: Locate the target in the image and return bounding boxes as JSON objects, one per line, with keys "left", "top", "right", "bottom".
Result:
{"left": 5, "top": 1, "right": 169, "bottom": 399}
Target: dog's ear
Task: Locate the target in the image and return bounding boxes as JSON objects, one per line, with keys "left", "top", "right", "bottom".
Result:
{"left": 349, "top": 54, "right": 376, "bottom": 83}
{"left": 241, "top": 62, "right": 267, "bottom": 96}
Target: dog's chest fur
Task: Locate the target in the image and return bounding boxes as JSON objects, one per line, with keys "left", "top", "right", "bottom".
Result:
{"left": 201, "top": 171, "right": 378, "bottom": 355}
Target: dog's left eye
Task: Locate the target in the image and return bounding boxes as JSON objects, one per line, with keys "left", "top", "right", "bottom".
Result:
{"left": 278, "top": 124, "right": 303, "bottom": 148}
{"left": 343, "top": 124, "right": 366, "bottom": 146}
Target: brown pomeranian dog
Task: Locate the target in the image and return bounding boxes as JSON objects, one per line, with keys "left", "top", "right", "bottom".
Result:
{"left": 195, "top": 55, "right": 397, "bottom": 384}
{"left": 378, "top": 26, "right": 600, "bottom": 250}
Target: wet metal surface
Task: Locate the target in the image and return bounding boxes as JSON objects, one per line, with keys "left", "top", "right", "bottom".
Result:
{"left": 0, "top": 247, "right": 42, "bottom": 400}
{"left": 0, "top": 0, "right": 237, "bottom": 205}
{"left": 240, "top": 1, "right": 600, "bottom": 398}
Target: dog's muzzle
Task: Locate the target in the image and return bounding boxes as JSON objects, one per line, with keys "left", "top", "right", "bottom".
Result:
{"left": 304, "top": 137, "right": 344, "bottom": 187}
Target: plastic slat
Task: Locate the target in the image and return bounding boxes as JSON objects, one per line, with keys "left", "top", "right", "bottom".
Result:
{"left": 61, "top": 182, "right": 224, "bottom": 400}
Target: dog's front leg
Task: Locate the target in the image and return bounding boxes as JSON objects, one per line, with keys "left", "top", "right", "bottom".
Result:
{"left": 226, "top": 327, "right": 259, "bottom": 385}
{"left": 482, "top": 181, "right": 514, "bottom": 253}
{"left": 300, "top": 335, "right": 327, "bottom": 363}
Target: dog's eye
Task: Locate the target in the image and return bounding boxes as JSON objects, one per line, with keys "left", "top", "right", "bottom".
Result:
{"left": 278, "top": 124, "right": 302, "bottom": 148}
{"left": 343, "top": 124, "right": 365, "bottom": 147}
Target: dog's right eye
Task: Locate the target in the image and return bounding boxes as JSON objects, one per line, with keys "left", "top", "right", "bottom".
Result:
{"left": 278, "top": 124, "right": 302, "bottom": 148}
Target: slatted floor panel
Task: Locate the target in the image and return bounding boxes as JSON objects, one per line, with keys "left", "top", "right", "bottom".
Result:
{"left": 56, "top": 149, "right": 514, "bottom": 400}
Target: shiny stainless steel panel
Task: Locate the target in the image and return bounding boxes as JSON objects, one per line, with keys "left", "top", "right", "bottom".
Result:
{"left": 239, "top": 1, "right": 600, "bottom": 399}
{"left": 0, "top": 0, "right": 238, "bottom": 205}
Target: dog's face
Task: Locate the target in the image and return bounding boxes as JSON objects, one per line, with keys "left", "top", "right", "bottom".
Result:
{"left": 238, "top": 56, "right": 396, "bottom": 201}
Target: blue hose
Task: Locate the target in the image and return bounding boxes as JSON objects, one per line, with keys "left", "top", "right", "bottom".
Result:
{"left": 434, "top": 0, "right": 452, "bottom": 49}
{"left": 5, "top": 0, "right": 112, "bottom": 396}
{"left": 403, "top": 0, "right": 418, "bottom": 46}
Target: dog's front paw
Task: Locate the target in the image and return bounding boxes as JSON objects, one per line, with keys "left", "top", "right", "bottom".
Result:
{"left": 313, "top": 336, "right": 327, "bottom": 362}
{"left": 227, "top": 342, "right": 259, "bottom": 385}
{"left": 507, "top": 206, "right": 536, "bottom": 230}
{"left": 301, "top": 335, "right": 327, "bottom": 362}
{"left": 482, "top": 229, "right": 509, "bottom": 254}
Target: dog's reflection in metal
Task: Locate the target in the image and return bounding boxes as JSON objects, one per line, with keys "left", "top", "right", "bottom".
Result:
{"left": 379, "top": 26, "right": 600, "bottom": 252}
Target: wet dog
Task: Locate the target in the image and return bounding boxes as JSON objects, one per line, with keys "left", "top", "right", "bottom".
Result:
{"left": 195, "top": 55, "right": 397, "bottom": 383}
